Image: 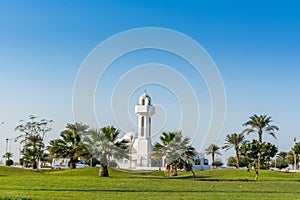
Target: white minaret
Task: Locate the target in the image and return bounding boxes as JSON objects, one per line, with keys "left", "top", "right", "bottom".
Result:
{"left": 134, "top": 91, "right": 155, "bottom": 167}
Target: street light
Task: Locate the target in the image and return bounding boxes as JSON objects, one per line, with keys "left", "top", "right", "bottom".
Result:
{"left": 9, "top": 139, "right": 12, "bottom": 153}
{"left": 5, "top": 138, "right": 9, "bottom": 161}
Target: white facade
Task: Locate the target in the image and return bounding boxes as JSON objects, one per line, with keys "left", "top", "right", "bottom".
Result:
{"left": 134, "top": 91, "right": 155, "bottom": 167}
{"left": 118, "top": 91, "right": 156, "bottom": 169}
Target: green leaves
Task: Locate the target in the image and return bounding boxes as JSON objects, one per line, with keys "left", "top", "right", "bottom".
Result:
{"left": 222, "top": 133, "right": 246, "bottom": 151}
{"left": 82, "top": 126, "right": 129, "bottom": 166}
{"left": 48, "top": 123, "right": 92, "bottom": 169}
{"left": 15, "top": 115, "right": 53, "bottom": 170}
{"left": 152, "top": 131, "right": 195, "bottom": 166}
{"left": 240, "top": 140, "right": 278, "bottom": 168}
{"left": 243, "top": 114, "right": 279, "bottom": 142}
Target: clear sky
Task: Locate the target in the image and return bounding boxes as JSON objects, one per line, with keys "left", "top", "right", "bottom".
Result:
{"left": 0, "top": 0, "right": 300, "bottom": 163}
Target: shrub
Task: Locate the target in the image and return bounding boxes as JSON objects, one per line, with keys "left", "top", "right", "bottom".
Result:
{"left": 6, "top": 159, "right": 14, "bottom": 166}
{"left": 109, "top": 160, "right": 118, "bottom": 167}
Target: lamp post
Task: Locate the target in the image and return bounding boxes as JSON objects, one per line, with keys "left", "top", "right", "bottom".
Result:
{"left": 293, "top": 137, "right": 297, "bottom": 172}
{"left": 9, "top": 139, "right": 12, "bottom": 154}
{"left": 5, "top": 138, "right": 9, "bottom": 161}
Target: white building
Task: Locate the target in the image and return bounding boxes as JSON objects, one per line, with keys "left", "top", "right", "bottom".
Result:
{"left": 118, "top": 91, "right": 156, "bottom": 169}
{"left": 117, "top": 91, "right": 210, "bottom": 170}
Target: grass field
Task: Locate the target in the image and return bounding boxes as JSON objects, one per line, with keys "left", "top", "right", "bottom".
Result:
{"left": 0, "top": 166, "right": 300, "bottom": 200}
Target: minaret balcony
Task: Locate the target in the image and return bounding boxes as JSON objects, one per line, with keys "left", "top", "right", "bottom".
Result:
{"left": 135, "top": 105, "right": 155, "bottom": 116}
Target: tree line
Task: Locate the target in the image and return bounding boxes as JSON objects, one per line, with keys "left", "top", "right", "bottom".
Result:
{"left": 204, "top": 114, "right": 300, "bottom": 180}
{"left": 5, "top": 114, "right": 300, "bottom": 180}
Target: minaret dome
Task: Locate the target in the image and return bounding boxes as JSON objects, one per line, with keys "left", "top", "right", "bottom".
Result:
{"left": 139, "top": 91, "right": 151, "bottom": 106}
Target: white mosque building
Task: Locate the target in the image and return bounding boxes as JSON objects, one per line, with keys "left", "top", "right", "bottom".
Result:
{"left": 117, "top": 91, "right": 210, "bottom": 170}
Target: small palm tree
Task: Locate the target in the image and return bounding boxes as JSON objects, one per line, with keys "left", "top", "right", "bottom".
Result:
{"left": 152, "top": 131, "right": 195, "bottom": 176}
{"left": 83, "top": 126, "right": 129, "bottom": 177}
{"left": 24, "top": 135, "right": 44, "bottom": 169}
{"left": 205, "top": 144, "right": 221, "bottom": 169}
{"left": 243, "top": 114, "right": 279, "bottom": 169}
{"left": 222, "top": 133, "right": 246, "bottom": 168}
{"left": 48, "top": 123, "right": 91, "bottom": 169}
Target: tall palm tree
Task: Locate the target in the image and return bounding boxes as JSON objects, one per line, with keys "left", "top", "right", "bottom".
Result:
{"left": 48, "top": 123, "right": 91, "bottom": 169}
{"left": 243, "top": 114, "right": 279, "bottom": 169}
{"left": 83, "top": 126, "right": 129, "bottom": 177}
{"left": 205, "top": 144, "right": 221, "bottom": 169}
{"left": 243, "top": 114, "right": 279, "bottom": 143}
{"left": 222, "top": 133, "right": 246, "bottom": 168}
{"left": 152, "top": 131, "right": 195, "bottom": 176}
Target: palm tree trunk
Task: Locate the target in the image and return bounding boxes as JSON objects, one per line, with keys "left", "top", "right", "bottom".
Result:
{"left": 169, "top": 165, "right": 177, "bottom": 176}
{"left": 258, "top": 130, "right": 262, "bottom": 169}
{"left": 212, "top": 154, "right": 215, "bottom": 169}
{"left": 99, "top": 163, "right": 109, "bottom": 177}
{"left": 258, "top": 130, "right": 262, "bottom": 143}
{"left": 33, "top": 161, "right": 37, "bottom": 169}
{"left": 99, "top": 153, "right": 109, "bottom": 177}
{"left": 297, "top": 155, "right": 299, "bottom": 170}
{"left": 68, "top": 158, "right": 77, "bottom": 169}
{"left": 235, "top": 147, "right": 240, "bottom": 169}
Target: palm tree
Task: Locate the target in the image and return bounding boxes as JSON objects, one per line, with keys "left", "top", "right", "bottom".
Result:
{"left": 222, "top": 133, "right": 246, "bottom": 168}
{"left": 15, "top": 115, "right": 53, "bottom": 170}
{"left": 20, "top": 148, "right": 37, "bottom": 168}
{"left": 24, "top": 135, "right": 44, "bottom": 169}
{"left": 292, "top": 142, "right": 300, "bottom": 170}
{"left": 205, "top": 144, "right": 221, "bottom": 169}
{"left": 48, "top": 123, "right": 91, "bottom": 169}
{"left": 3, "top": 152, "right": 13, "bottom": 160}
{"left": 152, "top": 131, "right": 195, "bottom": 176}
{"left": 243, "top": 114, "right": 279, "bottom": 169}
{"left": 83, "top": 126, "right": 129, "bottom": 177}
{"left": 243, "top": 114, "right": 278, "bottom": 143}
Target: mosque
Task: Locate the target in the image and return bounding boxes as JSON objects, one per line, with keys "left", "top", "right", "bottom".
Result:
{"left": 117, "top": 91, "right": 210, "bottom": 170}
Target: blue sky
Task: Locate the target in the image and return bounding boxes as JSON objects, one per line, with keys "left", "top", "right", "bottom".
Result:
{"left": 1, "top": 0, "right": 300, "bottom": 163}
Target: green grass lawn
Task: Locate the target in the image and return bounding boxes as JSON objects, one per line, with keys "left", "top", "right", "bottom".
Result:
{"left": 0, "top": 166, "right": 300, "bottom": 200}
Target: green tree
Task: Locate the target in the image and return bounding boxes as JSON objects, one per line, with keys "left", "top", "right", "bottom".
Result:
{"left": 271, "top": 152, "right": 288, "bottom": 169}
{"left": 205, "top": 144, "right": 221, "bottom": 169}
{"left": 83, "top": 126, "right": 129, "bottom": 177}
{"left": 240, "top": 140, "right": 278, "bottom": 180}
{"left": 22, "top": 135, "right": 44, "bottom": 169}
{"left": 292, "top": 142, "right": 300, "bottom": 170}
{"left": 286, "top": 150, "right": 295, "bottom": 170}
{"left": 222, "top": 133, "right": 246, "bottom": 168}
{"left": 243, "top": 114, "right": 278, "bottom": 169}
{"left": 48, "top": 123, "right": 91, "bottom": 169}
{"left": 6, "top": 159, "right": 14, "bottom": 166}
{"left": 226, "top": 156, "right": 252, "bottom": 168}
{"left": 152, "top": 131, "right": 195, "bottom": 177}
{"left": 15, "top": 115, "right": 53, "bottom": 170}
{"left": 214, "top": 159, "right": 224, "bottom": 168}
